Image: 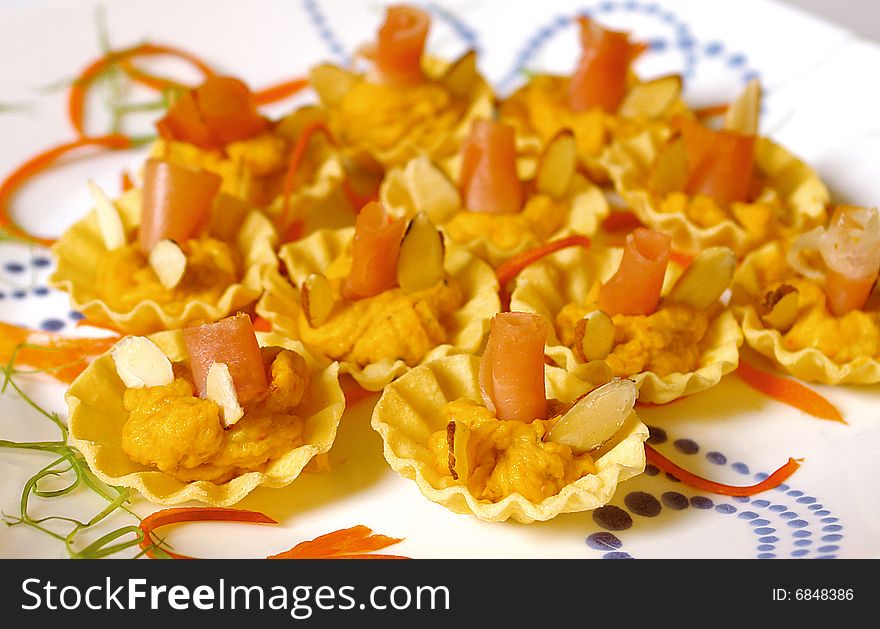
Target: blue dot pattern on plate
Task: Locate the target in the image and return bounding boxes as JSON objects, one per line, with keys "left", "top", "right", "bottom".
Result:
{"left": 584, "top": 430, "right": 842, "bottom": 559}
{"left": 1, "top": 250, "right": 70, "bottom": 331}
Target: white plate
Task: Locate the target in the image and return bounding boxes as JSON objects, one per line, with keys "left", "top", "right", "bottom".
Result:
{"left": 1, "top": 0, "right": 878, "bottom": 559}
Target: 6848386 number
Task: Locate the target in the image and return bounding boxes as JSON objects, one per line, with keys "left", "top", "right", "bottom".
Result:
{"left": 795, "top": 589, "right": 854, "bottom": 601}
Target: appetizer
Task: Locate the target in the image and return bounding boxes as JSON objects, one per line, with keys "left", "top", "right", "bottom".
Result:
{"left": 257, "top": 201, "right": 500, "bottom": 390}
{"left": 731, "top": 204, "right": 880, "bottom": 383}
{"left": 153, "top": 75, "right": 342, "bottom": 213}
{"left": 510, "top": 227, "right": 742, "bottom": 403}
{"left": 370, "top": 311, "right": 649, "bottom": 523}
{"left": 500, "top": 16, "right": 689, "bottom": 183}
{"left": 380, "top": 118, "right": 608, "bottom": 267}
{"left": 66, "top": 313, "right": 345, "bottom": 506}
{"left": 50, "top": 157, "right": 277, "bottom": 334}
{"left": 309, "top": 4, "right": 493, "bottom": 174}
{"left": 600, "top": 79, "right": 829, "bottom": 256}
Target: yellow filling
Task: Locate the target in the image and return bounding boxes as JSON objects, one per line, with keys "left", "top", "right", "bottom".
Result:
{"left": 502, "top": 76, "right": 610, "bottom": 159}
{"left": 442, "top": 195, "right": 562, "bottom": 251}
{"left": 330, "top": 80, "right": 463, "bottom": 156}
{"left": 557, "top": 293, "right": 709, "bottom": 377}
{"left": 121, "top": 348, "right": 309, "bottom": 483}
{"left": 94, "top": 238, "right": 240, "bottom": 314}
{"left": 299, "top": 278, "right": 464, "bottom": 368}
{"left": 769, "top": 278, "right": 880, "bottom": 362}
{"left": 428, "top": 399, "right": 595, "bottom": 504}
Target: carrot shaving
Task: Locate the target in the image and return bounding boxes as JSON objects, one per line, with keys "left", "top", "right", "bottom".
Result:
{"left": 601, "top": 210, "right": 643, "bottom": 233}
{"left": 252, "top": 77, "right": 310, "bottom": 106}
{"left": 0, "top": 322, "right": 119, "bottom": 384}
{"left": 117, "top": 59, "right": 192, "bottom": 93}
{"left": 693, "top": 102, "right": 729, "bottom": 121}
{"left": 139, "top": 507, "right": 277, "bottom": 559}
{"left": 645, "top": 445, "right": 801, "bottom": 497}
{"left": 669, "top": 250, "right": 694, "bottom": 268}
{"left": 0, "top": 133, "right": 132, "bottom": 246}
{"left": 251, "top": 315, "right": 273, "bottom": 333}
{"left": 340, "top": 375, "right": 377, "bottom": 406}
{"left": 139, "top": 507, "right": 407, "bottom": 559}
{"left": 340, "top": 176, "right": 378, "bottom": 214}
{"left": 495, "top": 235, "right": 592, "bottom": 310}
{"left": 268, "top": 525, "right": 407, "bottom": 560}
{"left": 120, "top": 169, "right": 135, "bottom": 191}
{"left": 68, "top": 42, "right": 214, "bottom": 136}
{"left": 277, "top": 120, "right": 335, "bottom": 239}
{"left": 737, "top": 360, "right": 844, "bottom": 423}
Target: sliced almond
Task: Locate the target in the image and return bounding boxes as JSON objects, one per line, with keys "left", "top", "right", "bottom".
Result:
{"left": 440, "top": 50, "right": 480, "bottom": 98}
{"left": 618, "top": 74, "right": 682, "bottom": 119}
{"left": 579, "top": 360, "right": 614, "bottom": 387}
{"left": 403, "top": 157, "right": 461, "bottom": 222}
{"left": 446, "top": 419, "right": 472, "bottom": 481}
{"left": 308, "top": 63, "right": 357, "bottom": 106}
{"left": 111, "top": 336, "right": 174, "bottom": 388}
{"left": 547, "top": 378, "right": 638, "bottom": 454}
{"left": 759, "top": 284, "right": 799, "bottom": 332}
{"left": 666, "top": 246, "right": 736, "bottom": 310}
{"left": 535, "top": 130, "right": 577, "bottom": 199}
{"left": 574, "top": 310, "right": 615, "bottom": 363}
{"left": 724, "top": 78, "right": 761, "bottom": 135}
{"left": 301, "top": 272, "right": 334, "bottom": 327}
{"left": 88, "top": 180, "right": 126, "bottom": 251}
{"left": 397, "top": 212, "right": 445, "bottom": 293}
{"left": 148, "top": 239, "right": 187, "bottom": 289}
{"left": 649, "top": 137, "right": 688, "bottom": 196}
{"left": 206, "top": 361, "right": 244, "bottom": 428}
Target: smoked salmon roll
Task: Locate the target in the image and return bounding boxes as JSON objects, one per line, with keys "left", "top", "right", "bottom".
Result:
{"left": 256, "top": 204, "right": 500, "bottom": 390}
{"left": 479, "top": 312, "right": 549, "bottom": 422}
{"left": 308, "top": 4, "right": 493, "bottom": 174}
{"left": 509, "top": 230, "right": 742, "bottom": 404}
{"left": 499, "top": 15, "right": 688, "bottom": 184}
{"left": 379, "top": 123, "right": 609, "bottom": 268}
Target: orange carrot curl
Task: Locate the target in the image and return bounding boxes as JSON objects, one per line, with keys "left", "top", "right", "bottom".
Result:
{"left": 139, "top": 507, "right": 277, "bottom": 559}
{"left": 495, "top": 235, "right": 592, "bottom": 310}
{"left": 0, "top": 134, "right": 133, "bottom": 246}
{"left": 277, "top": 120, "right": 336, "bottom": 240}
{"left": 269, "top": 525, "right": 407, "bottom": 560}
{"left": 117, "top": 59, "right": 192, "bottom": 94}
{"left": 0, "top": 322, "right": 120, "bottom": 384}
{"left": 253, "top": 77, "right": 310, "bottom": 106}
{"left": 340, "top": 375, "right": 377, "bottom": 406}
{"left": 602, "top": 210, "right": 643, "bottom": 233}
{"left": 645, "top": 445, "right": 801, "bottom": 497}
{"left": 68, "top": 42, "right": 215, "bottom": 136}
{"left": 737, "top": 360, "right": 844, "bottom": 423}
{"left": 693, "top": 102, "right": 730, "bottom": 121}
{"left": 139, "top": 507, "right": 407, "bottom": 559}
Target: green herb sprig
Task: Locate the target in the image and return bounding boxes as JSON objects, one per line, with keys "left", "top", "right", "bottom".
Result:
{"left": 0, "top": 349, "right": 149, "bottom": 559}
